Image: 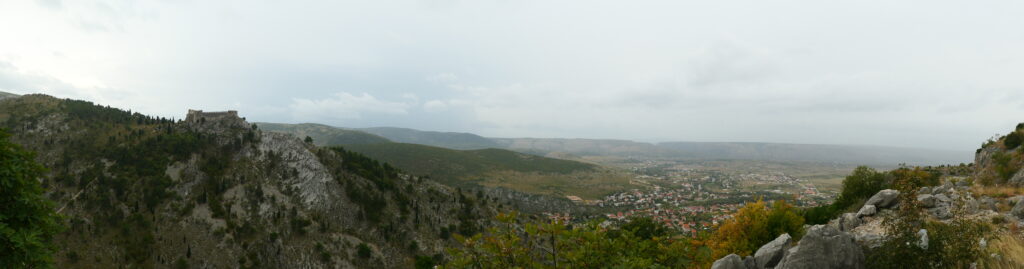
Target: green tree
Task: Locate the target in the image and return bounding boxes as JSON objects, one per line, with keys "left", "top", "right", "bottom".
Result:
{"left": 1005, "top": 131, "right": 1022, "bottom": 150}
{"left": 0, "top": 130, "right": 64, "bottom": 268}
{"left": 706, "top": 199, "right": 804, "bottom": 261}
{"left": 444, "top": 212, "right": 707, "bottom": 268}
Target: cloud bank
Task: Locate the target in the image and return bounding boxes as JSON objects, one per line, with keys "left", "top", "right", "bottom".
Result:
{"left": 1, "top": 0, "right": 1023, "bottom": 151}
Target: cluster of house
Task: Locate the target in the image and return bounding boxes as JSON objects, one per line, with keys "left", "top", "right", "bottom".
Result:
{"left": 596, "top": 186, "right": 723, "bottom": 208}
{"left": 604, "top": 203, "right": 744, "bottom": 235}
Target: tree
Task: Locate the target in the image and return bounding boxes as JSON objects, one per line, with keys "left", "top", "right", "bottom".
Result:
{"left": 1004, "top": 132, "right": 1022, "bottom": 150}
{"left": 0, "top": 129, "right": 63, "bottom": 268}
{"left": 706, "top": 199, "right": 803, "bottom": 260}
{"left": 304, "top": 136, "right": 314, "bottom": 144}
{"left": 444, "top": 212, "right": 707, "bottom": 268}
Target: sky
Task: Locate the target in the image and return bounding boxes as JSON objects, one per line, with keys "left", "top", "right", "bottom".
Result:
{"left": 1, "top": 0, "right": 1023, "bottom": 151}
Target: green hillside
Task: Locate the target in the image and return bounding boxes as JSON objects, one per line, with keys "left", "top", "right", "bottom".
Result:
{"left": 358, "top": 127, "right": 501, "bottom": 150}
{"left": 257, "top": 122, "right": 392, "bottom": 145}
{"left": 342, "top": 143, "right": 632, "bottom": 199}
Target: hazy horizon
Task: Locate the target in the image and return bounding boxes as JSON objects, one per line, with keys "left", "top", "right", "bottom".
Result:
{"left": 3, "top": 1, "right": 1023, "bottom": 151}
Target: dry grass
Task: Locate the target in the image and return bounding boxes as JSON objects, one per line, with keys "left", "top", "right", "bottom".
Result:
{"left": 972, "top": 185, "right": 1024, "bottom": 199}
{"left": 981, "top": 230, "right": 1024, "bottom": 268}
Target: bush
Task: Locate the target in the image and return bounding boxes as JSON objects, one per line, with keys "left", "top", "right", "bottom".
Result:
{"left": 445, "top": 212, "right": 707, "bottom": 268}
{"left": 357, "top": 243, "right": 372, "bottom": 259}
{"left": 414, "top": 255, "right": 437, "bottom": 269}
{"left": 706, "top": 200, "right": 804, "bottom": 260}
{"left": 868, "top": 191, "right": 990, "bottom": 268}
{"left": 1005, "top": 132, "right": 1023, "bottom": 150}
{"left": 804, "top": 166, "right": 888, "bottom": 224}
{"left": 0, "top": 130, "right": 64, "bottom": 267}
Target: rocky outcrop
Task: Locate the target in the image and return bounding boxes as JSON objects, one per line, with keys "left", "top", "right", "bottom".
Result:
{"left": 775, "top": 225, "right": 865, "bottom": 269}
{"left": 865, "top": 189, "right": 900, "bottom": 209}
{"left": 1012, "top": 199, "right": 1024, "bottom": 219}
{"left": 1011, "top": 169, "right": 1024, "bottom": 186}
{"left": 711, "top": 254, "right": 748, "bottom": 269}
{"left": 755, "top": 233, "right": 792, "bottom": 269}
{"left": 917, "top": 194, "right": 937, "bottom": 208}
{"left": 856, "top": 204, "right": 876, "bottom": 217}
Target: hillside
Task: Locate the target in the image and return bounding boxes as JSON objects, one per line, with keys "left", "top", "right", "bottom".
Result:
{"left": 341, "top": 143, "right": 632, "bottom": 199}
{"left": 0, "top": 94, "right": 501, "bottom": 268}
{"left": 358, "top": 127, "right": 501, "bottom": 150}
{"left": 319, "top": 125, "right": 971, "bottom": 166}
{"left": 257, "top": 122, "right": 392, "bottom": 146}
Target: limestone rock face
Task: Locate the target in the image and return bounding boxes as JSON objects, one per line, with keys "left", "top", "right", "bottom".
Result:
{"left": 712, "top": 254, "right": 748, "bottom": 269}
{"left": 775, "top": 225, "right": 865, "bottom": 269}
{"left": 836, "top": 213, "right": 862, "bottom": 231}
{"left": 1011, "top": 170, "right": 1024, "bottom": 186}
{"left": 258, "top": 132, "right": 336, "bottom": 209}
{"left": 755, "top": 233, "right": 792, "bottom": 269}
{"left": 866, "top": 189, "right": 900, "bottom": 209}
{"left": 744, "top": 256, "right": 757, "bottom": 269}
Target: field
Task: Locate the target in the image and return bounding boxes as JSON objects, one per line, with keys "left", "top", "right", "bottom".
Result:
{"left": 340, "top": 143, "right": 634, "bottom": 199}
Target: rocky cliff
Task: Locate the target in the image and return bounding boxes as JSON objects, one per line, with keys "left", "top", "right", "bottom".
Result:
{"left": 0, "top": 94, "right": 500, "bottom": 268}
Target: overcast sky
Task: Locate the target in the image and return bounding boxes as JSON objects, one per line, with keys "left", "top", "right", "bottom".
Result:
{"left": 1, "top": 0, "right": 1023, "bottom": 151}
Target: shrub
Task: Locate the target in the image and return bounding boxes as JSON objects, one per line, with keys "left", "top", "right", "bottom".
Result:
{"left": 414, "top": 255, "right": 437, "bottom": 269}
{"left": 868, "top": 189, "right": 990, "bottom": 268}
{"left": 707, "top": 200, "right": 804, "bottom": 260}
{"left": 1005, "top": 132, "right": 1023, "bottom": 150}
{"left": 0, "top": 130, "right": 64, "bottom": 267}
{"left": 804, "top": 166, "right": 888, "bottom": 224}
{"left": 357, "top": 243, "right": 372, "bottom": 259}
{"left": 445, "top": 212, "right": 707, "bottom": 268}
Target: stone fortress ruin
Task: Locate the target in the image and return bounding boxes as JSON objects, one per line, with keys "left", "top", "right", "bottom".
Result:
{"left": 184, "top": 109, "right": 248, "bottom": 130}
{"left": 185, "top": 109, "right": 239, "bottom": 123}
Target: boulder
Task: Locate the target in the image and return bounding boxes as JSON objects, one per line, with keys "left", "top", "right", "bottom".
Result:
{"left": 917, "top": 229, "right": 929, "bottom": 250}
{"left": 743, "top": 256, "right": 757, "bottom": 269}
{"left": 856, "top": 205, "right": 877, "bottom": 218}
{"left": 1009, "top": 195, "right": 1024, "bottom": 206}
{"left": 839, "top": 213, "right": 862, "bottom": 231}
{"left": 917, "top": 194, "right": 937, "bottom": 208}
{"left": 929, "top": 205, "right": 953, "bottom": 220}
{"left": 934, "top": 193, "right": 952, "bottom": 203}
{"left": 1011, "top": 199, "right": 1024, "bottom": 219}
{"left": 866, "top": 189, "right": 900, "bottom": 209}
{"left": 775, "top": 225, "right": 865, "bottom": 269}
{"left": 712, "top": 254, "right": 747, "bottom": 269}
{"left": 854, "top": 233, "right": 884, "bottom": 249}
{"left": 979, "top": 196, "right": 998, "bottom": 211}
{"left": 755, "top": 233, "right": 792, "bottom": 269}
{"left": 1010, "top": 169, "right": 1024, "bottom": 186}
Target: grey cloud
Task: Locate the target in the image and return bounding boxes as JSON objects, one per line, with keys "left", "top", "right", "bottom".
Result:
{"left": 3, "top": 0, "right": 1024, "bottom": 151}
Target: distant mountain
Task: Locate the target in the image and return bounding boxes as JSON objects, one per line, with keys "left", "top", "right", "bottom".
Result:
{"left": 256, "top": 122, "right": 392, "bottom": 145}
{"left": 257, "top": 123, "right": 971, "bottom": 167}
{"left": 656, "top": 142, "right": 971, "bottom": 166}
{"left": 493, "top": 137, "right": 970, "bottom": 166}
{"left": 339, "top": 143, "right": 631, "bottom": 199}
{"left": 357, "top": 127, "right": 501, "bottom": 150}
{"left": 0, "top": 90, "right": 19, "bottom": 100}
{"left": 491, "top": 137, "right": 671, "bottom": 158}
